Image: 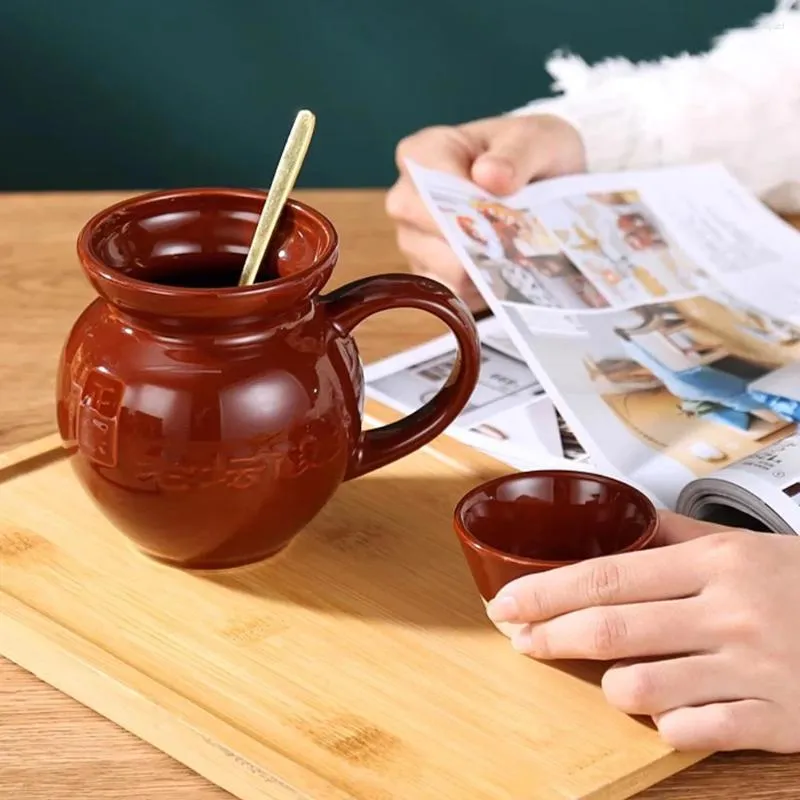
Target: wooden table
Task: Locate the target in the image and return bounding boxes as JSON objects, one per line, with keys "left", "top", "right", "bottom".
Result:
{"left": 0, "top": 190, "right": 797, "bottom": 799}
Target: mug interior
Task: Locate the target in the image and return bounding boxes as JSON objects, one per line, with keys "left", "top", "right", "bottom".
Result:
{"left": 456, "top": 471, "right": 657, "bottom": 563}
{"left": 82, "top": 189, "right": 337, "bottom": 290}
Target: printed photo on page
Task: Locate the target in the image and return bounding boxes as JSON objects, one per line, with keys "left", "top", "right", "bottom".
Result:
{"left": 406, "top": 160, "right": 800, "bottom": 507}
{"left": 364, "top": 317, "right": 572, "bottom": 469}
{"left": 533, "top": 191, "right": 700, "bottom": 306}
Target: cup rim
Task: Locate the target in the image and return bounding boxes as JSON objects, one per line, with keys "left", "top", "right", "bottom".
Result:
{"left": 453, "top": 469, "right": 659, "bottom": 568}
{"left": 76, "top": 186, "right": 339, "bottom": 299}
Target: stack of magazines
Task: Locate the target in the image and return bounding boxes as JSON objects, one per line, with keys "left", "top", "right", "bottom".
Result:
{"left": 365, "top": 163, "right": 800, "bottom": 534}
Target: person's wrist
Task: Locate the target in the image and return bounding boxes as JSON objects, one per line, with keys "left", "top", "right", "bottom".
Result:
{"left": 537, "top": 113, "right": 587, "bottom": 174}
{"left": 503, "top": 109, "right": 587, "bottom": 175}
{"left": 510, "top": 96, "right": 630, "bottom": 174}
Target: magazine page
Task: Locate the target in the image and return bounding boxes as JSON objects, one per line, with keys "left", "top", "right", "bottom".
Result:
{"left": 407, "top": 161, "right": 800, "bottom": 507}
{"left": 364, "top": 317, "right": 582, "bottom": 470}
{"left": 677, "top": 432, "right": 800, "bottom": 534}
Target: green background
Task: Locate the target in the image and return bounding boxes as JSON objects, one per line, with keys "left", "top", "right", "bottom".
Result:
{"left": 0, "top": 0, "right": 770, "bottom": 190}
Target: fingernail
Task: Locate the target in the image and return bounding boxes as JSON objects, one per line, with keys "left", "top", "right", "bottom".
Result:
{"left": 486, "top": 594, "right": 519, "bottom": 622}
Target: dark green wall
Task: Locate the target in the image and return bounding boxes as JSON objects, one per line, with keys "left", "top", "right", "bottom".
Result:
{"left": 0, "top": 0, "right": 770, "bottom": 190}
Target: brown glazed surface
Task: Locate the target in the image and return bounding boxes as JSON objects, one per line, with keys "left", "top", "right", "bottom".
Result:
{"left": 453, "top": 470, "right": 658, "bottom": 600}
{"left": 56, "top": 188, "right": 481, "bottom": 569}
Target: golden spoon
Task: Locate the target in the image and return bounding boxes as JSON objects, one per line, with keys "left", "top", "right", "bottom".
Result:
{"left": 238, "top": 109, "right": 316, "bottom": 286}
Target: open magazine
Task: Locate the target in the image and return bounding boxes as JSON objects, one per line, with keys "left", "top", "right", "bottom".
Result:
{"left": 366, "top": 316, "right": 580, "bottom": 469}
{"left": 364, "top": 162, "right": 800, "bottom": 533}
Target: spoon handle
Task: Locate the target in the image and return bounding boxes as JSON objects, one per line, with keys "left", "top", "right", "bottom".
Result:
{"left": 238, "top": 109, "right": 316, "bottom": 286}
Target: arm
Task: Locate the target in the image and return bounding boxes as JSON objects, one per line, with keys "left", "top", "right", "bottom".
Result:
{"left": 514, "top": 6, "right": 800, "bottom": 212}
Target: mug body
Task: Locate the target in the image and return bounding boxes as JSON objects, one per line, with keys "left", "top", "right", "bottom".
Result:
{"left": 57, "top": 188, "right": 364, "bottom": 569}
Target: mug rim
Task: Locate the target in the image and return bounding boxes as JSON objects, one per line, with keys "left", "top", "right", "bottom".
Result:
{"left": 453, "top": 468, "right": 659, "bottom": 568}
{"left": 76, "top": 186, "right": 339, "bottom": 299}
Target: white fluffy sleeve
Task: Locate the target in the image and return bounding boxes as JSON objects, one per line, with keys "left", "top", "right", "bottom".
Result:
{"left": 513, "top": 5, "right": 800, "bottom": 212}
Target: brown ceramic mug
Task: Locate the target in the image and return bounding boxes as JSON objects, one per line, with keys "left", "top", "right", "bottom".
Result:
{"left": 453, "top": 470, "right": 658, "bottom": 636}
{"left": 56, "top": 188, "right": 481, "bottom": 569}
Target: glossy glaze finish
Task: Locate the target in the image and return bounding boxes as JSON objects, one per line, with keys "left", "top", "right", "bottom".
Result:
{"left": 57, "top": 188, "right": 481, "bottom": 569}
{"left": 453, "top": 470, "right": 658, "bottom": 601}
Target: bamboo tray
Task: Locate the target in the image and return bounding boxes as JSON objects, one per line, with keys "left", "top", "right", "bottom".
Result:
{"left": 0, "top": 408, "right": 705, "bottom": 800}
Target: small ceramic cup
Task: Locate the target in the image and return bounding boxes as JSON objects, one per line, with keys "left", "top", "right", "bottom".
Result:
{"left": 453, "top": 470, "right": 659, "bottom": 637}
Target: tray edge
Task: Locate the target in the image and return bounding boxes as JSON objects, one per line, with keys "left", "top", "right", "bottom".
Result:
{"left": 0, "top": 593, "right": 354, "bottom": 800}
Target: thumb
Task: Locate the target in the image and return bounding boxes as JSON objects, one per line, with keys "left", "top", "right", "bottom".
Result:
{"left": 470, "top": 117, "right": 552, "bottom": 195}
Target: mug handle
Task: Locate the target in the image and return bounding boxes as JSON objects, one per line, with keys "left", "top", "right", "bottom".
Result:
{"left": 323, "top": 273, "right": 481, "bottom": 481}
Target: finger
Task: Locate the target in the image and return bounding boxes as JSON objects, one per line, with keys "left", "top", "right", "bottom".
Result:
{"left": 486, "top": 544, "right": 703, "bottom": 624}
{"left": 395, "top": 125, "right": 477, "bottom": 178}
{"left": 385, "top": 178, "right": 439, "bottom": 235}
{"left": 656, "top": 510, "right": 730, "bottom": 545}
{"left": 469, "top": 117, "right": 561, "bottom": 195}
{"left": 417, "top": 263, "right": 484, "bottom": 311}
{"left": 395, "top": 228, "right": 467, "bottom": 286}
{"left": 398, "top": 232, "right": 485, "bottom": 310}
{"left": 602, "top": 654, "right": 758, "bottom": 716}
{"left": 654, "top": 699, "right": 787, "bottom": 752}
{"left": 510, "top": 597, "right": 713, "bottom": 661}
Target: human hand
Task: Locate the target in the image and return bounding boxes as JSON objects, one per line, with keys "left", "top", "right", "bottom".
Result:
{"left": 385, "top": 114, "right": 585, "bottom": 309}
{"left": 486, "top": 511, "right": 800, "bottom": 754}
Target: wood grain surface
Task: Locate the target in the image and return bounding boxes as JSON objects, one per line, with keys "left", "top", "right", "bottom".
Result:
{"left": 0, "top": 427, "right": 704, "bottom": 800}
{"left": 1, "top": 191, "right": 798, "bottom": 799}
